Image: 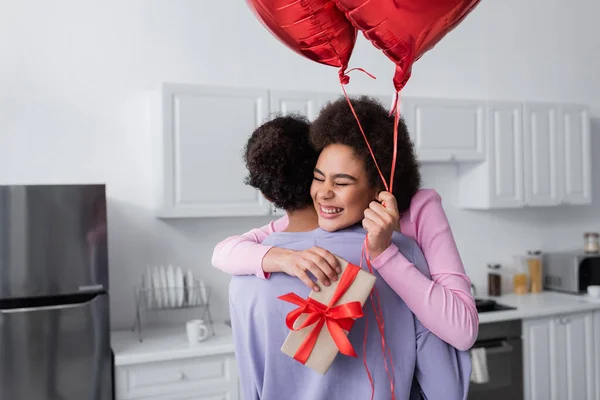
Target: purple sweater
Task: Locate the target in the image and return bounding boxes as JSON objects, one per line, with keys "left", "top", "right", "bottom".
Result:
{"left": 229, "top": 225, "right": 471, "bottom": 400}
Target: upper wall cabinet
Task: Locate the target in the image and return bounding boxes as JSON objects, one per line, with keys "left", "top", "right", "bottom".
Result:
{"left": 458, "top": 102, "right": 591, "bottom": 209}
{"left": 402, "top": 97, "right": 486, "bottom": 162}
{"left": 558, "top": 104, "right": 592, "bottom": 205}
{"left": 269, "top": 90, "right": 320, "bottom": 121}
{"left": 458, "top": 101, "right": 524, "bottom": 209}
{"left": 155, "top": 84, "right": 272, "bottom": 218}
{"left": 522, "top": 103, "right": 561, "bottom": 206}
{"left": 153, "top": 84, "right": 593, "bottom": 217}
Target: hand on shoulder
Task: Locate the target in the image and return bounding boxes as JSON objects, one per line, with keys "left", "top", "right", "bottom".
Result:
{"left": 262, "top": 246, "right": 341, "bottom": 292}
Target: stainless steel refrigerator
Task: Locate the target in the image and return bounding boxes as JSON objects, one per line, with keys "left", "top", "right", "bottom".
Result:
{"left": 0, "top": 184, "right": 113, "bottom": 400}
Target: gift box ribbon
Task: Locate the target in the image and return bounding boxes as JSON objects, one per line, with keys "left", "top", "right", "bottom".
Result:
{"left": 277, "top": 262, "right": 364, "bottom": 364}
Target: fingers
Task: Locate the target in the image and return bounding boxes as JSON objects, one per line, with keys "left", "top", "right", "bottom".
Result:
{"left": 378, "top": 191, "right": 399, "bottom": 214}
{"left": 309, "top": 246, "right": 341, "bottom": 274}
{"left": 364, "top": 208, "right": 385, "bottom": 226}
{"left": 283, "top": 247, "right": 343, "bottom": 292}
{"left": 294, "top": 267, "right": 320, "bottom": 292}
{"left": 369, "top": 197, "right": 399, "bottom": 229}
{"left": 362, "top": 216, "right": 377, "bottom": 232}
{"left": 304, "top": 253, "right": 338, "bottom": 284}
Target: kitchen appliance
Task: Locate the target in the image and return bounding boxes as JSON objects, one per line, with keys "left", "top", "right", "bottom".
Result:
{"left": 542, "top": 251, "right": 600, "bottom": 294}
{"left": 0, "top": 184, "right": 112, "bottom": 400}
{"left": 467, "top": 319, "right": 523, "bottom": 400}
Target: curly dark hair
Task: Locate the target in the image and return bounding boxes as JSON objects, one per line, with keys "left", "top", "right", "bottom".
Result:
{"left": 243, "top": 114, "right": 317, "bottom": 211}
{"left": 309, "top": 95, "right": 421, "bottom": 213}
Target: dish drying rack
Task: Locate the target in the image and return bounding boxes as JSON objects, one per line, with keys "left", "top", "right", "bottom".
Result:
{"left": 131, "top": 279, "right": 215, "bottom": 342}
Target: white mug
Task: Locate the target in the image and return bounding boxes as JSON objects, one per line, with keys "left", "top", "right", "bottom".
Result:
{"left": 186, "top": 319, "right": 209, "bottom": 344}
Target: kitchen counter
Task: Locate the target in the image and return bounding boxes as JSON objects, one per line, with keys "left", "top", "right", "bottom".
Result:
{"left": 111, "top": 292, "right": 600, "bottom": 363}
{"left": 479, "top": 291, "right": 600, "bottom": 324}
{"left": 111, "top": 322, "right": 234, "bottom": 366}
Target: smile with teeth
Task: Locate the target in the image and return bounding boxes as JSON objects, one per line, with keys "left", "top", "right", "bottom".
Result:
{"left": 320, "top": 205, "right": 343, "bottom": 214}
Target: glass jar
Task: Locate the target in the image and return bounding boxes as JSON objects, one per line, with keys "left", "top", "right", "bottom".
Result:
{"left": 512, "top": 255, "right": 529, "bottom": 295}
{"left": 513, "top": 273, "right": 528, "bottom": 295}
{"left": 584, "top": 232, "right": 599, "bottom": 254}
{"left": 487, "top": 264, "right": 502, "bottom": 296}
{"left": 527, "top": 250, "right": 543, "bottom": 293}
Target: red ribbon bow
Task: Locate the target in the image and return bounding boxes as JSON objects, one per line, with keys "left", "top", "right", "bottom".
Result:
{"left": 278, "top": 263, "right": 364, "bottom": 364}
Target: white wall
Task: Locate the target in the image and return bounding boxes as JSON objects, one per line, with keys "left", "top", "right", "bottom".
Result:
{"left": 1, "top": 0, "right": 599, "bottom": 329}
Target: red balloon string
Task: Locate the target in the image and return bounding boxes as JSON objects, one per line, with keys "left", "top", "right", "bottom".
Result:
{"left": 362, "top": 240, "right": 396, "bottom": 400}
{"left": 339, "top": 71, "right": 400, "bottom": 399}
{"left": 362, "top": 308, "right": 375, "bottom": 400}
{"left": 389, "top": 92, "right": 400, "bottom": 194}
{"left": 339, "top": 75, "right": 389, "bottom": 193}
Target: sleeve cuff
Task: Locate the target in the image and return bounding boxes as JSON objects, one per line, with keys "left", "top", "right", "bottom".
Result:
{"left": 254, "top": 245, "right": 274, "bottom": 279}
{"left": 370, "top": 243, "right": 414, "bottom": 274}
{"left": 370, "top": 244, "right": 400, "bottom": 269}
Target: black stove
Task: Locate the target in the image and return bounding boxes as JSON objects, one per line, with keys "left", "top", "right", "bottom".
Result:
{"left": 475, "top": 298, "right": 516, "bottom": 313}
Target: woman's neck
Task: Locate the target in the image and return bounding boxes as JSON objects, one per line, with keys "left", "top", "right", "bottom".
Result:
{"left": 283, "top": 206, "right": 319, "bottom": 232}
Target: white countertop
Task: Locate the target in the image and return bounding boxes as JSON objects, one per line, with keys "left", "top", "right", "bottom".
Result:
{"left": 111, "top": 322, "right": 234, "bottom": 366}
{"left": 479, "top": 291, "right": 600, "bottom": 324}
{"left": 110, "top": 292, "right": 600, "bottom": 365}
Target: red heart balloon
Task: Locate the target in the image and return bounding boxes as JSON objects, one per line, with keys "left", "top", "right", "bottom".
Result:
{"left": 246, "top": 0, "right": 357, "bottom": 77}
{"left": 334, "top": 0, "right": 481, "bottom": 92}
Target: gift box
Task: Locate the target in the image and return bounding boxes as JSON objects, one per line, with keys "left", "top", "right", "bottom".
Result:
{"left": 278, "top": 255, "right": 376, "bottom": 375}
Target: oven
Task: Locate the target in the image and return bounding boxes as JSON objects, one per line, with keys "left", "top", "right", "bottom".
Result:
{"left": 468, "top": 319, "right": 523, "bottom": 400}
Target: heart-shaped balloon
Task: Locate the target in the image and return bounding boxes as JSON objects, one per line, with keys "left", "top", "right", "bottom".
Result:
{"left": 246, "top": 0, "right": 357, "bottom": 77}
{"left": 334, "top": 0, "right": 481, "bottom": 92}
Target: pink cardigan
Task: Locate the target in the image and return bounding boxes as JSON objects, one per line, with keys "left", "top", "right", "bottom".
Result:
{"left": 212, "top": 189, "right": 478, "bottom": 350}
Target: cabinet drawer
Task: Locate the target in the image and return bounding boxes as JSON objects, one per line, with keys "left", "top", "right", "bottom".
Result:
{"left": 115, "top": 354, "right": 238, "bottom": 399}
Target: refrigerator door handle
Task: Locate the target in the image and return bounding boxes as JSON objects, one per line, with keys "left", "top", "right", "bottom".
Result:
{"left": 0, "top": 301, "right": 91, "bottom": 314}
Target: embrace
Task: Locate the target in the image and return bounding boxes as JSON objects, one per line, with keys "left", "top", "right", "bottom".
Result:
{"left": 212, "top": 95, "right": 478, "bottom": 400}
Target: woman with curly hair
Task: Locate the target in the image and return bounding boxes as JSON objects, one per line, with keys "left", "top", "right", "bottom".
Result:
{"left": 215, "top": 96, "right": 478, "bottom": 351}
{"left": 229, "top": 112, "right": 470, "bottom": 400}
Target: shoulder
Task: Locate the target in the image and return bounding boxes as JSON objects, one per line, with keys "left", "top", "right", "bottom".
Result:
{"left": 262, "top": 230, "right": 315, "bottom": 247}
{"left": 410, "top": 189, "right": 442, "bottom": 213}
{"left": 390, "top": 232, "right": 419, "bottom": 259}
{"left": 401, "top": 189, "right": 445, "bottom": 238}
{"left": 390, "top": 233, "right": 431, "bottom": 278}
{"left": 404, "top": 189, "right": 444, "bottom": 223}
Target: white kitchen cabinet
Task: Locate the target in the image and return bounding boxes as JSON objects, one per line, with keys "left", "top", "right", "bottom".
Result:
{"left": 153, "top": 84, "right": 593, "bottom": 217}
{"left": 458, "top": 101, "right": 591, "bottom": 209}
{"left": 522, "top": 103, "right": 561, "bottom": 206}
{"left": 523, "top": 312, "right": 595, "bottom": 400}
{"left": 114, "top": 353, "right": 239, "bottom": 400}
{"left": 458, "top": 101, "right": 524, "bottom": 208}
{"left": 270, "top": 90, "right": 320, "bottom": 121}
{"left": 155, "top": 83, "right": 271, "bottom": 218}
{"left": 558, "top": 104, "right": 592, "bottom": 205}
{"left": 594, "top": 311, "right": 600, "bottom": 400}
{"left": 402, "top": 97, "right": 485, "bottom": 162}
